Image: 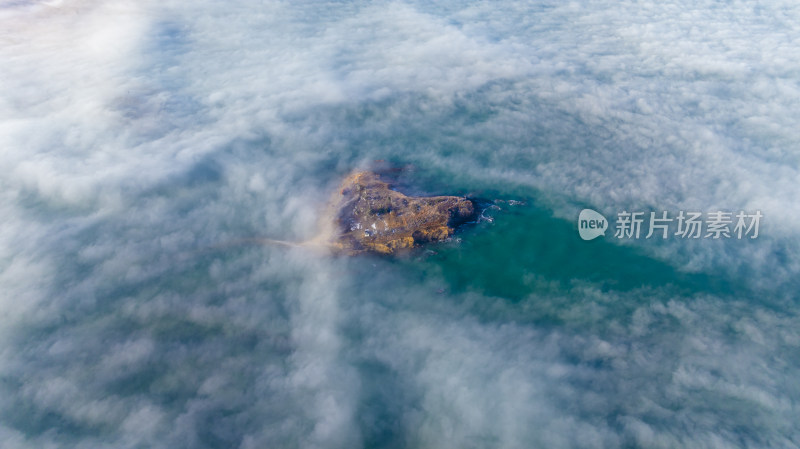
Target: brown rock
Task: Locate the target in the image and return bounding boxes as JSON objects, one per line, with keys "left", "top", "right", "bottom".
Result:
{"left": 327, "top": 171, "right": 476, "bottom": 255}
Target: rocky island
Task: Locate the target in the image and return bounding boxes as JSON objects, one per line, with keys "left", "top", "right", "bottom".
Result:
{"left": 325, "top": 171, "right": 477, "bottom": 255}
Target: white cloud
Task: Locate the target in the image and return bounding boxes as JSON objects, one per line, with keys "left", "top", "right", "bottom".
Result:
{"left": 2, "top": 0, "right": 800, "bottom": 448}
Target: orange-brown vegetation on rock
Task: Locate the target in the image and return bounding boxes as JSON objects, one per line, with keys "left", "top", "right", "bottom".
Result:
{"left": 329, "top": 171, "right": 476, "bottom": 255}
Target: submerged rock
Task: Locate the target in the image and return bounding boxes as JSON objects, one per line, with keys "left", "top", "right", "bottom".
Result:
{"left": 327, "top": 171, "right": 476, "bottom": 255}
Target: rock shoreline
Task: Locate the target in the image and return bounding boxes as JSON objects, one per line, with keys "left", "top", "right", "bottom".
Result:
{"left": 328, "top": 171, "right": 477, "bottom": 255}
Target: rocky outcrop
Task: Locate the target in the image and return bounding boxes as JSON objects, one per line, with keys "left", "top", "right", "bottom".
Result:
{"left": 328, "top": 171, "right": 476, "bottom": 254}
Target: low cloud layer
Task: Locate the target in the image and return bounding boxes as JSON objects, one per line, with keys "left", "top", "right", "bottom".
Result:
{"left": 2, "top": 0, "right": 799, "bottom": 448}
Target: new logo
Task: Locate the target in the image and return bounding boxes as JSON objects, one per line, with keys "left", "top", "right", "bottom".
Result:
{"left": 578, "top": 209, "right": 608, "bottom": 240}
